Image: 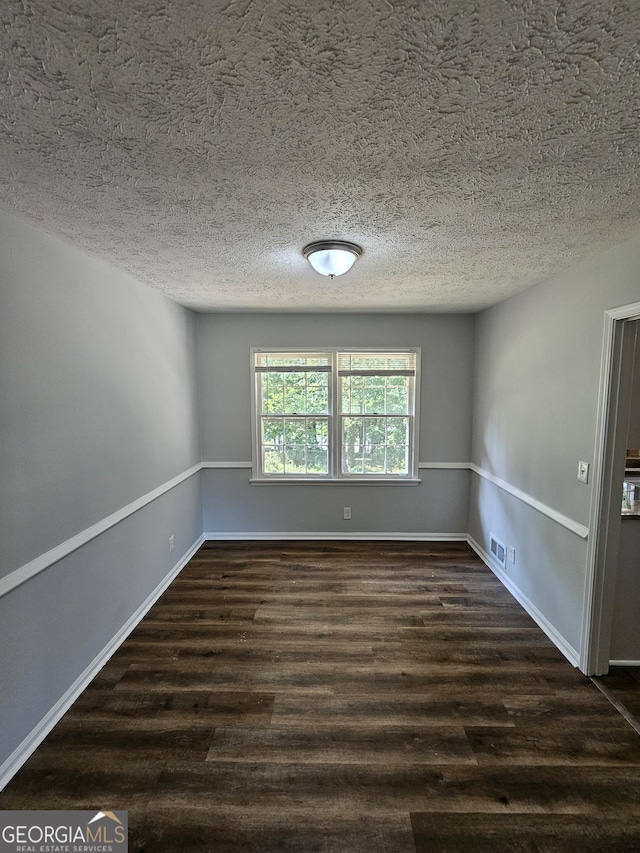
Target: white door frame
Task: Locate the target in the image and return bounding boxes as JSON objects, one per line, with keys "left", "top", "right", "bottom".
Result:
{"left": 581, "top": 301, "right": 640, "bottom": 674}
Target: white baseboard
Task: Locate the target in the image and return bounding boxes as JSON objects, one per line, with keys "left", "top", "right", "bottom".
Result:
{"left": 0, "top": 534, "right": 205, "bottom": 793}
{"left": 467, "top": 534, "right": 580, "bottom": 669}
{"left": 204, "top": 531, "right": 468, "bottom": 541}
{"left": 609, "top": 660, "right": 640, "bottom": 667}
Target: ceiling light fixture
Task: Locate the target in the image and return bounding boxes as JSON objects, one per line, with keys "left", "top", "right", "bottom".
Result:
{"left": 302, "top": 240, "right": 362, "bottom": 279}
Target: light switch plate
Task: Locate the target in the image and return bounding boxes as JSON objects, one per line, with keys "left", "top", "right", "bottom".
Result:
{"left": 577, "top": 461, "right": 589, "bottom": 484}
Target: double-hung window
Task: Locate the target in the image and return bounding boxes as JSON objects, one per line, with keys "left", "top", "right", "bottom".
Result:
{"left": 252, "top": 348, "right": 420, "bottom": 481}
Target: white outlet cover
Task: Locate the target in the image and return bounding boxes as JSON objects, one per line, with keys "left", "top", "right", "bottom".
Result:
{"left": 577, "top": 461, "right": 589, "bottom": 484}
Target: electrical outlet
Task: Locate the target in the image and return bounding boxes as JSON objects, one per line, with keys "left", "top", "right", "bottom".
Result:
{"left": 343, "top": 507, "right": 352, "bottom": 520}
{"left": 577, "top": 461, "right": 589, "bottom": 484}
{"left": 508, "top": 546, "right": 516, "bottom": 565}
{"left": 169, "top": 534, "right": 175, "bottom": 552}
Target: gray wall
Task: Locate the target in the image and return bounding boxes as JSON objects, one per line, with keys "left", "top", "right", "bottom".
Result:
{"left": 470, "top": 233, "right": 640, "bottom": 660}
{"left": 0, "top": 210, "right": 202, "bottom": 773}
{"left": 197, "top": 313, "right": 475, "bottom": 536}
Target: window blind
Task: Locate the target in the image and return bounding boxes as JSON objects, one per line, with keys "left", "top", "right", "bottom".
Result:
{"left": 255, "top": 352, "right": 332, "bottom": 372}
{"left": 337, "top": 352, "right": 417, "bottom": 376}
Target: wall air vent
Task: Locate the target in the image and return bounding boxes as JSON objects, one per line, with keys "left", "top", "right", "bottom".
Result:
{"left": 490, "top": 534, "right": 506, "bottom": 568}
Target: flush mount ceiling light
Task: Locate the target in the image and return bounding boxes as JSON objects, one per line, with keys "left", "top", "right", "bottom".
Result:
{"left": 302, "top": 240, "right": 362, "bottom": 279}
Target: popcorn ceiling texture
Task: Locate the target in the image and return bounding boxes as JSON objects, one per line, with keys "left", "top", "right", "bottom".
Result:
{"left": 1, "top": 0, "right": 639, "bottom": 311}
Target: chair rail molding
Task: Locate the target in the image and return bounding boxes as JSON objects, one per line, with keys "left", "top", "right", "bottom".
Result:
{"left": 0, "top": 463, "right": 203, "bottom": 599}
{"left": 470, "top": 464, "right": 589, "bottom": 540}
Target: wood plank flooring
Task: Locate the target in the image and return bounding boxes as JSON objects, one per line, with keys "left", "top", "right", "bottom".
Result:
{"left": 2, "top": 541, "right": 640, "bottom": 852}
{"left": 595, "top": 665, "right": 640, "bottom": 732}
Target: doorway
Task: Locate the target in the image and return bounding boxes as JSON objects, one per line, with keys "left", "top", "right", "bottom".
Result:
{"left": 581, "top": 304, "right": 640, "bottom": 675}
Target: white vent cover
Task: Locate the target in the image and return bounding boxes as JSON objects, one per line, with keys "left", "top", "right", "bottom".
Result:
{"left": 490, "top": 534, "right": 506, "bottom": 568}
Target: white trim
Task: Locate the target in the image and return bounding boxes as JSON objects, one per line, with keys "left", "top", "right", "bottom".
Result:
{"left": 0, "top": 534, "right": 205, "bottom": 793}
{"left": 467, "top": 534, "right": 581, "bottom": 668}
{"left": 419, "top": 462, "right": 470, "bottom": 469}
{"left": 581, "top": 310, "right": 620, "bottom": 673}
{"left": 581, "top": 303, "right": 640, "bottom": 674}
{"left": 0, "top": 464, "right": 202, "bottom": 600}
{"left": 250, "top": 346, "right": 422, "bottom": 482}
{"left": 204, "top": 531, "right": 467, "bottom": 541}
{"left": 470, "top": 463, "right": 589, "bottom": 540}
{"left": 203, "top": 461, "right": 469, "bottom": 471}
{"left": 202, "top": 461, "right": 252, "bottom": 468}
{"left": 248, "top": 477, "right": 422, "bottom": 486}
{"left": 609, "top": 660, "right": 640, "bottom": 667}
{"left": 605, "top": 301, "right": 640, "bottom": 320}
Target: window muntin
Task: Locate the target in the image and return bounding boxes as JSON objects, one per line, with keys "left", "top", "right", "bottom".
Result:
{"left": 255, "top": 353, "right": 332, "bottom": 477}
{"left": 262, "top": 417, "right": 330, "bottom": 475}
{"left": 253, "top": 349, "right": 419, "bottom": 480}
{"left": 338, "top": 352, "right": 416, "bottom": 477}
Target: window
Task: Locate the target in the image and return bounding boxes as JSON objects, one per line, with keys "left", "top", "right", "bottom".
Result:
{"left": 252, "top": 348, "right": 420, "bottom": 481}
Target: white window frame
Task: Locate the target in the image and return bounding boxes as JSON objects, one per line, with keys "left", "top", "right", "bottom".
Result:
{"left": 251, "top": 347, "right": 421, "bottom": 483}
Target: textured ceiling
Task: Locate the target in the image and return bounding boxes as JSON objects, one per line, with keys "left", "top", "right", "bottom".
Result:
{"left": 1, "top": 0, "right": 639, "bottom": 312}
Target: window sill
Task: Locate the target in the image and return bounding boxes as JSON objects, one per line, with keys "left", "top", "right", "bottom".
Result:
{"left": 249, "top": 477, "right": 422, "bottom": 486}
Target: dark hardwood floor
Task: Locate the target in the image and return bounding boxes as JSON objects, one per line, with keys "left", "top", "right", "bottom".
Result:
{"left": 2, "top": 541, "right": 640, "bottom": 852}
{"left": 595, "top": 666, "right": 640, "bottom": 731}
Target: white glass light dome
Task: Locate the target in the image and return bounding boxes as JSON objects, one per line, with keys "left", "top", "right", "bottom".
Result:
{"left": 303, "top": 241, "right": 362, "bottom": 279}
